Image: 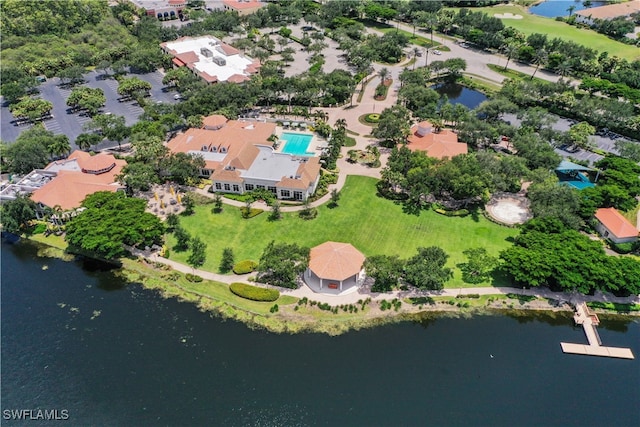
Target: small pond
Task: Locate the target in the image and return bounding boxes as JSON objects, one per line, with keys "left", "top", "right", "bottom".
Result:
{"left": 431, "top": 83, "right": 488, "bottom": 110}
{"left": 529, "top": 0, "right": 606, "bottom": 18}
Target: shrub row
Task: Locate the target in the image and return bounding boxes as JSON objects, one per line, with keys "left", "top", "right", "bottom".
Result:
{"left": 241, "top": 207, "right": 264, "bottom": 219}
{"left": 186, "top": 273, "right": 203, "bottom": 282}
{"left": 230, "top": 282, "right": 280, "bottom": 302}
{"left": 455, "top": 294, "right": 480, "bottom": 299}
{"left": 434, "top": 208, "right": 469, "bottom": 217}
{"left": 608, "top": 240, "right": 636, "bottom": 254}
{"left": 232, "top": 260, "right": 258, "bottom": 274}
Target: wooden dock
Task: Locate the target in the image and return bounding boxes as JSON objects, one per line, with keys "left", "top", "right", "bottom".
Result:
{"left": 560, "top": 302, "right": 634, "bottom": 360}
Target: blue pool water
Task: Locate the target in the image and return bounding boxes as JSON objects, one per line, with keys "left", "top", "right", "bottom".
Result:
{"left": 281, "top": 132, "right": 314, "bottom": 156}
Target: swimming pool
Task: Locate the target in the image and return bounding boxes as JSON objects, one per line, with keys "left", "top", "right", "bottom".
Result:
{"left": 280, "top": 132, "right": 314, "bottom": 156}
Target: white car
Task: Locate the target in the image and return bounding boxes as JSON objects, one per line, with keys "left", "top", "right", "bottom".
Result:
{"left": 433, "top": 50, "right": 442, "bottom": 55}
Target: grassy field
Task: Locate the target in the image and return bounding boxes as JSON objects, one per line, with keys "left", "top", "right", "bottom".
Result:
{"left": 455, "top": 4, "right": 639, "bottom": 61}
{"left": 168, "top": 176, "right": 518, "bottom": 287}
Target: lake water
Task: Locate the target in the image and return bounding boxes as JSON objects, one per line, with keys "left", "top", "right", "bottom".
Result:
{"left": 529, "top": 0, "right": 607, "bottom": 18}
{"left": 432, "top": 83, "right": 488, "bottom": 110}
{"left": 2, "top": 241, "right": 639, "bottom": 426}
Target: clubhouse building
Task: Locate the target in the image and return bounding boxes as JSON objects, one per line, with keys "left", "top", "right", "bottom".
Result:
{"left": 166, "top": 115, "right": 321, "bottom": 201}
{"left": 161, "top": 36, "right": 261, "bottom": 84}
{"left": 0, "top": 151, "right": 126, "bottom": 220}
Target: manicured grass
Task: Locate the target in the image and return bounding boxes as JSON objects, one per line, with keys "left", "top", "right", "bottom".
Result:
{"left": 122, "top": 258, "right": 297, "bottom": 316}
{"left": 363, "top": 19, "right": 441, "bottom": 49}
{"left": 451, "top": 5, "right": 639, "bottom": 61}
{"left": 29, "top": 233, "right": 68, "bottom": 250}
{"left": 486, "top": 64, "right": 545, "bottom": 83}
{"left": 168, "top": 176, "right": 518, "bottom": 287}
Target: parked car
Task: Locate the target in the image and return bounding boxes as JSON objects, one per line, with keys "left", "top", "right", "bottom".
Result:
{"left": 433, "top": 50, "right": 442, "bottom": 55}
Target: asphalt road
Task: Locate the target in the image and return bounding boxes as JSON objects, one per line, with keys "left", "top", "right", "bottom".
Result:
{"left": 0, "top": 70, "right": 178, "bottom": 150}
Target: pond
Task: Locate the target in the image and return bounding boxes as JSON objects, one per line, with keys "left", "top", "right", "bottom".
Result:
{"left": 2, "top": 241, "right": 639, "bottom": 426}
{"left": 431, "top": 82, "right": 488, "bottom": 110}
{"left": 529, "top": 0, "right": 607, "bottom": 18}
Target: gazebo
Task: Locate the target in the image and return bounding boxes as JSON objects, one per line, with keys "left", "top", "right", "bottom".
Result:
{"left": 305, "top": 242, "right": 366, "bottom": 294}
{"left": 555, "top": 160, "right": 599, "bottom": 190}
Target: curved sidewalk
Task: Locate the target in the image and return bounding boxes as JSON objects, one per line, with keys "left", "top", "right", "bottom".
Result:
{"left": 132, "top": 248, "right": 640, "bottom": 307}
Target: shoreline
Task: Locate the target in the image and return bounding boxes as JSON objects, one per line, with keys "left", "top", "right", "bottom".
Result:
{"left": 17, "top": 236, "right": 640, "bottom": 335}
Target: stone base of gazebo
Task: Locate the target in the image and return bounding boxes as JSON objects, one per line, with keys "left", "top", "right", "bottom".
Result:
{"left": 304, "top": 270, "right": 362, "bottom": 296}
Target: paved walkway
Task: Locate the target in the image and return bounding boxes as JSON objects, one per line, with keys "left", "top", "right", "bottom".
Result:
{"left": 132, "top": 248, "right": 640, "bottom": 307}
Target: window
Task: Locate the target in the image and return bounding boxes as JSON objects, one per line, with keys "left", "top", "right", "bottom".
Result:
{"left": 215, "top": 183, "right": 222, "bottom": 190}
{"left": 281, "top": 190, "right": 291, "bottom": 198}
{"left": 268, "top": 186, "right": 277, "bottom": 194}
{"left": 233, "top": 185, "right": 240, "bottom": 192}
{"left": 224, "top": 184, "right": 230, "bottom": 191}
{"left": 257, "top": 185, "right": 265, "bottom": 189}
{"left": 245, "top": 184, "right": 254, "bottom": 191}
{"left": 294, "top": 191, "right": 303, "bottom": 200}
{"left": 201, "top": 169, "right": 211, "bottom": 176}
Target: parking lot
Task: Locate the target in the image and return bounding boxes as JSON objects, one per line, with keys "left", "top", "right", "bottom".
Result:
{"left": 502, "top": 113, "right": 637, "bottom": 165}
{"left": 0, "top": 70, "right": 178, "bottom": 150}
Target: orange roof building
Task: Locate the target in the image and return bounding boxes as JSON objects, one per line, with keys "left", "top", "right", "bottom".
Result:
{"left": 160, "top": 36, "right": 261, "bottom": 84}
{"left": 222, "top": 0, "right": 266, "bottom": 15}
{"left": 0, "top": 151, "right": 126, "bottom": 219}
{"left": 30, "top": 151, "right": 125, "bottom": 211}
{"left": 166, "top": 115, "right": 321, "bottom": 201}
{"left": 405, "top": 121, "right": 468, "bottom": 159}
{"left": 594, "top": 207, "right": 639, "bottom": 244}
{"left": 305, "top": 242, "right": 366, "bottom": 294}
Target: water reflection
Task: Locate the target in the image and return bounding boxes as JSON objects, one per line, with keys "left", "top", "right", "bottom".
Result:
{"left": 431, "top": 83, "right": 488, "bottom": 110}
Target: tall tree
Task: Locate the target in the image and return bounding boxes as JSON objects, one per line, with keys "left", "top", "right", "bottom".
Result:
{"left": 404, "top": 246, "right": 452, "bottom": 290}
{"left": 65, "top": 191, "right": 164, "bottom": 260}
{"left": 0, "top": 195, "right": 37, "bottom": 234}
{"left": 256, "top": 241, "right": 309, "bottom": 289}
{"left": 219, "top": 247, "right": 235, "bottom": 273}
{"left": 187, "top": 237, "right": 207, "bottom": 270}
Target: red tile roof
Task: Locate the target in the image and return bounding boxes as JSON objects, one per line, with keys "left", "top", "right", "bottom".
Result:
{"left": 309, "top": 242, "right": 365, "bottom": 281}
{"left": 31, "top": 151, "right": 126, "bottom": 210}
{"left": 406, "top": 121, "right": 468, "bottom": 159}
{"left": 223, "top": 0, "right": 265, "bottom": 10}
{"left": 595, "top": 208, "right": 639, "bottom": 239}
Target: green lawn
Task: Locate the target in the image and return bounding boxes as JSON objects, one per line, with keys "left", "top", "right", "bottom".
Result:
{"left": 168, "top": 176, "right": 518, "bottom": 287}
{"left": 453, "top": 5, "right": 639, "bottom": 61}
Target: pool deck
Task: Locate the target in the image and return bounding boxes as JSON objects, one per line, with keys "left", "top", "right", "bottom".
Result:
{"left": 274, "top": 127, "right": 327, "bottom": 157}
{"left": 560, "top": 302, "right": 634, "bottom": 359}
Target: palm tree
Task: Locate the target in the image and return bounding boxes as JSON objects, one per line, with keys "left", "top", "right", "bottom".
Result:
{"left": 334, "top": 118, "right": 347, "bottom": 132}
{"left": 412, "top": 47, "right": 420, "bottom": 69}
{"left": 530, "top": 49, "right": 548, "bottom": 80}
{"left": 378, "top": 67, "right": 390, "bottom": 85}
{"left": 431, "top": 118, "right": 444, "bottom": 133}
{"left": 556, "top": 61, "right": 573, "bottom": 77}
{"left": 501, "top": 42, "right": 520, "bottom": 71}
{"left": 567, "top": 5, "right": 576, "bottom": 16}
{"left": 47, "top": 136, "right": 71, "bottom": 159}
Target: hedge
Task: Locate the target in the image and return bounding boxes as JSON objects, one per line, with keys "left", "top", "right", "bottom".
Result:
{"left": 240, "top": 207, "right": 264, "bottom": 219}
{"left": 230, "top": 282, "right": 280, "bottom": 302}
{"left": 434, "top": 208, "right": 469, "bottom": 217}
{"left": 233, "top": 260, "right": 258, "bottom": 274}
{"left": 608, "top": 240, "right": 636, "bottom": 254}
{"left": 186, "top": 273, "right": 203, "bottom": 282}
